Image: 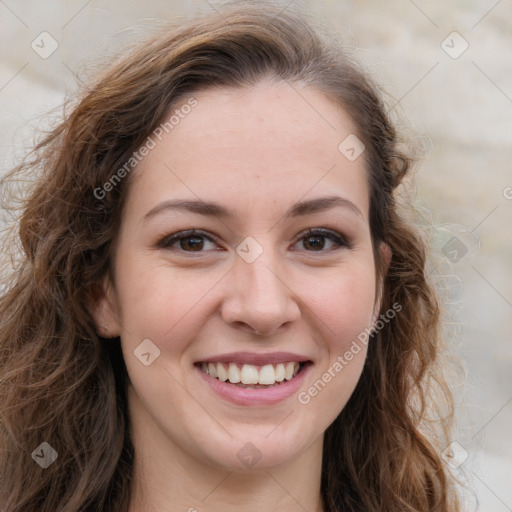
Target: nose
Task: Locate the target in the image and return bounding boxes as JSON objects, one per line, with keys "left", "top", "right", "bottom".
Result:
{"left": 220, "top": 248, "right": 301, "bottom": 337}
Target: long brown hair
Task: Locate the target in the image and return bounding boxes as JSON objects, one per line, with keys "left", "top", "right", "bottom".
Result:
{"left": 0, "top": 3, "right": 459, "bottom": 511}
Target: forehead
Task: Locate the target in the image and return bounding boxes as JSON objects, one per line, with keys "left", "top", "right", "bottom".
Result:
{"left": 127, "top": 81, "right": 369, "bottom": 222}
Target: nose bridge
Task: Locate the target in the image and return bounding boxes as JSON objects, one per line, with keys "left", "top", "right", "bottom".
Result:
{"left": 243, "top": 256, "right": 282, "bottom": 300}
{"left": 221, "top": 239, "right": 299, "bottom": 335}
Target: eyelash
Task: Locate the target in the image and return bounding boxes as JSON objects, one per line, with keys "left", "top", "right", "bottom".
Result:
{"left": 157, "top": 228, "right": 351, "bottom": 253}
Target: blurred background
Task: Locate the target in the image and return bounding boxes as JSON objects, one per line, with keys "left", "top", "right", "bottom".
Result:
{"left": 1, "top": 0, "right": 511, "bottom": 510}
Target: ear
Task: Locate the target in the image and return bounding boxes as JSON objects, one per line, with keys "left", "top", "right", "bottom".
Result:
{"left": 87, "top": 276, "right": 122, "bottom": 338}
{"left": 372, "top": 242, "right": 392, "bottom": 324}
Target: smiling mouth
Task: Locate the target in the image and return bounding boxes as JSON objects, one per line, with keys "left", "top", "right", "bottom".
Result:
{"left": 197, "top": 361, "right": 309, "bottom": 388}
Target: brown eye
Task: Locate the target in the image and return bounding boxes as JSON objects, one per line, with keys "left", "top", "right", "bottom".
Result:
{"left": 303, "top": 235, "right": 326, "bottom": 251}
{"left": 293, "top": 229, "right": 349, "bottom": 252}
{"left": 179, "top": 236, "right": 205, "bottom": 251}
{"left": 158, "top": 230, "right": 219, "bottom": 252}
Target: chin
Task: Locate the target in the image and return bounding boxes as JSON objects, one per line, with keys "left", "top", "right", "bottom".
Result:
{"left": 194, "top": 427, "right": 316, "bottom": 472}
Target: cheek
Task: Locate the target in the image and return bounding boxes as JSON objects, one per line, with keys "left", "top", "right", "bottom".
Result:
{"left": 295, "top": 267, "right": 375, "bottom": 420}
{"left": 114, "top": 255, "right": 225, "bottom": 346}
{"left": 298, "top": 264, "right": 377, "bottom": 349}
{"left": 294, "top": 261, "right": 375, "bottom": 411}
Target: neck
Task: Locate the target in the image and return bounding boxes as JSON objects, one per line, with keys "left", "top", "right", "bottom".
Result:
{"left": 127, "top": 395, "right": 325, "bottom": 512}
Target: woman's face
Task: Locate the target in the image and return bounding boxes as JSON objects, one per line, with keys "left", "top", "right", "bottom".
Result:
{"left": 96, "top": 81, "right": 386, "bottom": 471}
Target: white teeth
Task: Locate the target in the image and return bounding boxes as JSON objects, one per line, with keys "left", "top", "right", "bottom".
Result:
{"left": 216, "top": 362, "right": 228, "bottom": 381}
{"left": 284, "top": 362, "right": 295, "bottom": 380}
{"left": 259, "top": 364, "right": 276, "bottom": 385}
{"left": 228, "top": 363, "right": 241, "bottom": 383}
{"left": 208, "top": 362, "right": 217, "bottom": 378}
{"left": 201, "top": 361, "right": 303, "bottom": 385}
{"left": 240, "top": 364, "right": 259, "bottom": 384}
{"left": 275, "top": 363, "right": 285, "bottom": 382}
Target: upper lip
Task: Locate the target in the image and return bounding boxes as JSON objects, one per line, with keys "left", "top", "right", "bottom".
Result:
{"left": 196, "top": 351, "right": 311, "bottom": 366}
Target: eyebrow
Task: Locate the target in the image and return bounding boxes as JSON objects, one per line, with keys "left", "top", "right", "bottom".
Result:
{"left": 143, "top": 195, "right": 364, "bottom": 222}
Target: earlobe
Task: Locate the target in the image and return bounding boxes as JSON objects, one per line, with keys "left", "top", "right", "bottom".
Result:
{"left": 87, "top": 277, "right": 121, "bottom": 338}
{"left": 380, "top": 242, "right": 392, "bottom": 274}
{"left": 372, "top": 242, "right": 393, "bottom": 325}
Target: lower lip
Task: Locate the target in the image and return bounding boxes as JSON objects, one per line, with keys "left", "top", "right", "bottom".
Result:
{"left": 195, "top": 364, "right": 311, "bottom": 406}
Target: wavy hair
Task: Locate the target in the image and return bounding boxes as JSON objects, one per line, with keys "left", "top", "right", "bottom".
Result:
{"left": 0, "top": 3, "right": 458, "bottom": 511}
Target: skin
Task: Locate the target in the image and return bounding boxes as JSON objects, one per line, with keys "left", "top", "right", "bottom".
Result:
{"left": 91, "top": 80, "right": 390, "bottom": 512}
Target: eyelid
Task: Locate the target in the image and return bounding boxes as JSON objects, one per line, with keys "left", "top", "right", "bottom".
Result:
{"left": 292, "top": 227, "right": 350, "bottom": 249}
{"left": 157, "top": 229, "right": 222, "bottom": 250}
{"left": 157, "top": 227, "right": 351, "bottom": 252}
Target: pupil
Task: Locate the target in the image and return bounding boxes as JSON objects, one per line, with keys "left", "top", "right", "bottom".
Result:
{"left": 181, "top": 237, "right": 204, "bottom": 251}
{"left": 304, "top": 236, "right": 324, "bottom": 250}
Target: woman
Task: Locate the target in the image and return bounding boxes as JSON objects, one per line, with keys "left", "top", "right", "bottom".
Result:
{"left": 0, "top": 3, "right": 459, "bottom": 511}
